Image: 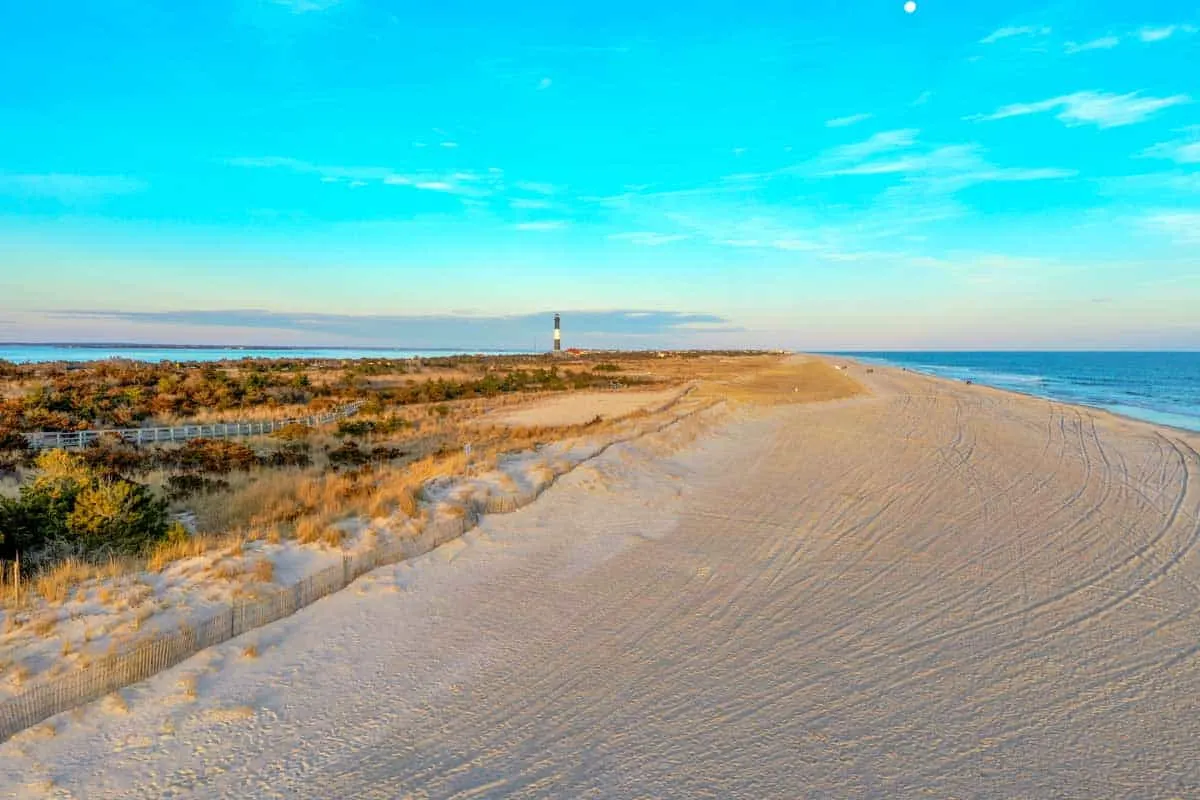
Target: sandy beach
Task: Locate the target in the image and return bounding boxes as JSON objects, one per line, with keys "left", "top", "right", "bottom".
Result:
{"left": 4, "top": 359, "right": 1199, "bottom": 798}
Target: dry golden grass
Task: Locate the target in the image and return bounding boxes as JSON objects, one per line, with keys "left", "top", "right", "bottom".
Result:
{"left": 147, "top": 534, "right": 212, "bottom": 571}
{"left": 321, "top": 526, "right": 345, "bottom": 548}
{"left": 33, "top": 557, "right": 132, "bottom": 605}
{"left": 250, "top": 559, "right": 274, "bottom": 583}
{"left": 294, "top": 516, "right": 325, "bottom": 545}
{"left": 29, "top": 612, "right": 59, "bottom": 637}
{"left": 132, "top": 604, "right": 155, "bottom": 630}
{"left": 9, "top": 662, "right": 32, "bottom": 687}
{"left": 102, "top": 691, "right": 130, "bottom": 714}
{"left": 209, "top": 560, "right": 244, "bottom": 582}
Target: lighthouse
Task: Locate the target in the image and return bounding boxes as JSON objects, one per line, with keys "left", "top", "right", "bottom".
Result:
{"left": 553, "top": 313, "right": 562, "bottom": 353}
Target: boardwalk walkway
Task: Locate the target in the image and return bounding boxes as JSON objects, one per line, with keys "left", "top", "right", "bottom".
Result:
{"left": 21, "top": 402, "right": 362, "bottom": 450}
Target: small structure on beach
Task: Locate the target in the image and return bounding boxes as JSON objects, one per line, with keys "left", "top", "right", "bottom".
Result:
{"left": 553, "top": 313, "right": 562, "bottom": 354}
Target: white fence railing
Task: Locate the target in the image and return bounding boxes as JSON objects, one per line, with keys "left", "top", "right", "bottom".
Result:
{"left": 21, "top": 403, "right": 363, "bottom": 451}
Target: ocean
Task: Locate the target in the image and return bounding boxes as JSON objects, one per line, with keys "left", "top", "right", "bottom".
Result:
{"left": 0, "top": 344, "right": 528, "bottom": 365}
{"left": 845, "top": 352, "right": 1200, "bottom": 433}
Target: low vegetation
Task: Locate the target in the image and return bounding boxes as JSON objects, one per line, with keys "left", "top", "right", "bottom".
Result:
{"left": 0, "top": 351, "right": 781, "bottom": 606}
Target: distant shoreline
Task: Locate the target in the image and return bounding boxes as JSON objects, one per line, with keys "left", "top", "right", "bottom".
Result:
{"left": 836, "top": 354, "right": 1200, "bottom": 435}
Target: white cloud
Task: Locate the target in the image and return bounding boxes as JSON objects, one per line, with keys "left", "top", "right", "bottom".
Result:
{"left": 0, "top": 173, "right": 146, "bottom": 201}
{"left": 269, "top": 0, "right": 343, "bottom": 12}
{"left": 971, "top": 91, "right": 1191, "bottom": 128}
{"left": 538, "top": 77, "right": 552, "bottom": 90}
{"left": 1064, "top": 35, "right": 1120, "bottom": 54}
{"left": 510, "top": 198, "right": 552, "bottom": 209}
{"left": 440, "top": 142, "right": 458, "bottom": 148}
{"left": 825, "top": 113, "right": 873, "bottom": 128}
{"left": 1138, "top": 24, "right": 1196, "bottom": 42}
{"left": 980, "top": 25, "right": 1051, "bottom": 44}
{"left": 823, "top": 129, "right": 920, "bottom": 164}
{"left": 821, "top": 141, "right": 1076, "bottom": 185}
{"left": 912, "top": 91, "right": 933, "bottom": 107}
{"left": 514, "top": 181, "right": 558, "bottom": 195}
{"left": 1139, "top": 25, "right": 1177, "bottom": 42}
{"left": 1141, "top": 129, "right": 1200, "bottom": 164}
{"left": 1142, "top": 211, "right": 1200, "bottom": 244}
{"left": 227, "top": 157, "right": 502, "bottom": 196}
{"left": 608, "top": 232, "right": 689, "bottom": 246}
{"left": 514, "top": 221, "right": 567, "bottom": 231}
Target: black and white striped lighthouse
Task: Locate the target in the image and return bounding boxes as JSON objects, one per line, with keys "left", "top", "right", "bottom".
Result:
{"left": 553, "top": 313, "right": 562, "bottom": 353}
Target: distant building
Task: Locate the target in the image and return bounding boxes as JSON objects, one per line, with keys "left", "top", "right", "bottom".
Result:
{"left": 553, "top": 313, "right": 561, "bottom": 353}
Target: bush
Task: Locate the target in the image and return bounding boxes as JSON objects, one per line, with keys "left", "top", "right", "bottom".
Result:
{"left": 369, "top": 446, "right": 408, "bottom": 462}
{"left": 165, "top": 474, "right": 231, "bottom": 501}
{"left": 273, "top": 423, "right": 312, "bottom": 441}
{"left": 0, "top": 450, "right": 168, "bottom": 562}
{"left": 79, "top": 435, "right": 153, "bottom": 476}
{"left": 67, "top": 479, "right": 169, "bottom": 555}
{"left": 336, "top": 419, "right": 376, "bottom": 437}
{"left": 163, "top": 439, "right": 260, "bottom": 474}
{"left": 593, "top": 363, "right": 622, "bottom": 372}
{"left": 0, "top": 427, "right": 30, "bottom": 454}
{"left": 327, "top": 442, "right": 370, "bottom": 468}
{"left": 266, "top": 443, "right": 312, "bottom": 469}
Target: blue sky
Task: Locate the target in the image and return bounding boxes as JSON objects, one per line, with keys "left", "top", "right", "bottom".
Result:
{"left": 0, "top": 0, "right": 1197, "bottom": 350}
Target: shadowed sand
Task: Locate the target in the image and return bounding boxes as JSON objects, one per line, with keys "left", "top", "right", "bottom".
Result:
{"left": 4, "top": 361, "right": 1200, "bottom": 798}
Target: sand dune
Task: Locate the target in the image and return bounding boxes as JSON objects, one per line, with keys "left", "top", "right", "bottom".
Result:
{"left": 479, "top": 387, "right": 684, "bottom": 428}
{"left": 4, "top": 363, "right": 1200, "bottom": 798}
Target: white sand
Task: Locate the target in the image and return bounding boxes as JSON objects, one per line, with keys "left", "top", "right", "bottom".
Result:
{"left": 4, "top": 365, "right": 1200, "bottom": 798}
{"left": 480, "top": 387, "right": 684, "bottom": 427}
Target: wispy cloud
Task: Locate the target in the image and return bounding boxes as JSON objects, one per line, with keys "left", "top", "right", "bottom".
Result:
{"left": 823, "top": 129, "right": 920, "bottom": 164}
{"left": 226, "top": 156, "right": 502, "bottom": 196}
{"left": 825, "top": 113, "right": 873, "bottom": 128}
{"left": 0, "top": 173, "right": 146, "bottom": 201}
{"left": 608, "top": 232, "right": 689, "bottom": 246}
{"left": 510, "top": 198, "right": 553, "bottom": 209}
{"left": 1064, "top": 35, "right": 1120, "bottom": 54}
{"left": 1142, "top": 211, "right": 1200, "bottom": 244}
{"left": 812, "top": 131, "right": 1074, "bottom": 186}
{"left": 1139, "top": 24, "right": 1197, "bottom": 42}
{"left": 269, "top": 0, "right": 344, "bottom": 12}
{"left": 537, "top": 77, "right": 552, "bottom": 90}
{"left": 1141, "top": 128, "right": 1200, "bottom": 164}
{"left": 514, "top": 221, "right": 567, "bottom": 231}
{"left": 969, "top": 91, "right": 1191, "bottom": 128}
{"left": 514, "top": 181, "right": 558, "bottom": 195}
{"left": 980, "top": 25, "right": 1051, "bottom": 44}
{"left": 912, "top": 91, "right": 933, "bottom": 107}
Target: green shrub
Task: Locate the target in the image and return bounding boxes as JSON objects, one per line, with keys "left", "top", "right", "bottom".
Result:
{"left": 0, "top": 449, "right": 168, "bottom": 561}
{"left": 67, "top": 479, "right": 169, "bottom": 554}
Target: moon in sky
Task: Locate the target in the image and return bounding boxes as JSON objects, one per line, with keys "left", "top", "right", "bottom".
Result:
{"left": 904, "top": 1, "right": 917, "bottom": 12}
